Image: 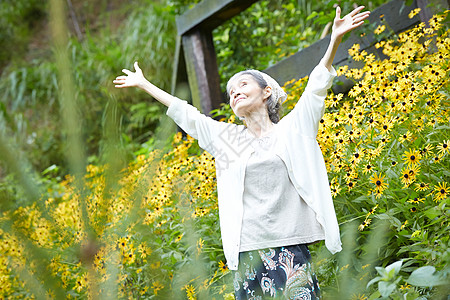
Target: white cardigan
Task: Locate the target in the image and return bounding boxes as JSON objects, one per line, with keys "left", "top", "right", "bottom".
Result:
{"left": 166, "top": 63, "right": 342, "bottom": 270}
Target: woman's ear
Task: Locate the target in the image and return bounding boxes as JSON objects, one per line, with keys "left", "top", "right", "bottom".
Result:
{"left": 263, "top": 86, "right": 272, "bottom": 100}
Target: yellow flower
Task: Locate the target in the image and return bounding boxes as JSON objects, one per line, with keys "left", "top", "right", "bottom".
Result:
{"left": 358, "top": 218, "right": 372, "bottom": 231}
{"left": 138, "top": 243, "right": 152, "bottom": 258}
{"left": 224, "top": 293, "right": 235, "bottom": 300}
{"left": 414, "top": 182, "right": 429, "bottom": 192}
{"left": 433, "top": 182, "right": 449, "bottom": 201}
{"left": 408, "top": 8, "right": 421, "bottom": 19}
{"left": 411, "top": 230, "right": 421, "bottom": 238}
{"left": 151, "top": 261, "right": 161, "bottom": 269}
{"left": 436, "top": 140, "right": 449, "bottom": 157}
{"left": 370, "top": 173, "right": 388, "bottom": 196}
{"left": 152, "top": 281, "right": 164, "bottom": 295}
{"left": 75, "top": 273, "right": 88, "bottom": 293}
{"left": 374, "top": 25, "right": 386, "bottom": 35}
{"left": 196, "top": 238, "right": 204, "bottom": 254}
{"left": 218, "top": 260, "right": 229, "bottom": 273}
{"left": 184, "top": 284, "right": 196, "bottom": 300}
{"left": 348, "top": 44, "right": 361, "bottom": 56}
{"left": 351, "top": 293, "right": 368, "bottom": 300}
{"left": 400, "top": 220, "right": 408, "bottom": 230}
{"left": 401, "top": 165, "right": 420, "bottom": 186}
{"left": 399, "top": 131, "right": 413, "bottom": 144}
{"left": 402, "top": 148, "right": 421, "bottom": 166}
{"left": 407, "top": 197, "right": 425, "bottom": 204}
{"left": 400, "top": 284, "right": 411, "bottom": 290}
{"left": 175, "top": 233, "right": 184, "bottom": 243}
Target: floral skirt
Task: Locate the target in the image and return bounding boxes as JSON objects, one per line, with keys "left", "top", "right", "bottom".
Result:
{"left": 233, "top": 244, "right": 320, "bottom": 300}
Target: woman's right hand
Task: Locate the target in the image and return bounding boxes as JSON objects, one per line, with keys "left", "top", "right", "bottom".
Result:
{"left": 113, "top": 61, "right": 146, "bottom": 89}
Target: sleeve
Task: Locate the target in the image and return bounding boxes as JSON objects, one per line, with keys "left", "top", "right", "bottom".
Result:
{"left": 166, "top": 98, "right": 229, "bottom": 156}
{"left": 284, "top": 63, "right": 337, "bottom": 138}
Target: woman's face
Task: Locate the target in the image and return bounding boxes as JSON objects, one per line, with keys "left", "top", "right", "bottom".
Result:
{"left": 228, "top": 74, "right": 271, "bottom": 118}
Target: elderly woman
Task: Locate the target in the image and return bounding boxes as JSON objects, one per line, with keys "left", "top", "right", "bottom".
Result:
{"left": 114, "top": 5, "right": 370, "bottom": 299}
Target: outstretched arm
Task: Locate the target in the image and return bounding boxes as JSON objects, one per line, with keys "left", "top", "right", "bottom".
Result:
{"left": 320, "top": 6, "right": 370, "bottom": 72}
{"left": 113, "top": 62, "right": 175, "bottom": 107}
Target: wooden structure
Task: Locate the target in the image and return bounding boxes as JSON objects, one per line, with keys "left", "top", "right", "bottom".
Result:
{"left": 171, "top": 0, "right": 445, "bottom": 114}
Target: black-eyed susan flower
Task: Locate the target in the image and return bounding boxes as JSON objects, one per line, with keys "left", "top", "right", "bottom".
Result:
{"left": 348, "top": 44, "right": 361, "bottom": 57}
{"left": 437, "top": 140, "right": 449, "bottom": 157}
{"left": 420, "top": 144, "right": 434, "bottom": 158}
{"left": 358, "top": 218, "right": 372, "bottom": 231}
{"left": 138, "top": 243, "right": 152, "bottom": 259}
{"left": 75, "top": 273, "right": 88, "bottom": 293}
{"left": 408, "top": 8, "right": 421, "bottom": 19}
{"left": 399, "top": 131, "right": 413, "bottom": 144}
{"left": 374, "top": 25, "right": 386, "bottom": 35}
{"left": 370, "top": 173, "right": 388, "bottom": 196}
{"left": 363, "top": 164, "right": 373, "bottom": 174}
{"left": 401, "top": 165, "right": 419, "bottom": 186}
{"left": 351, "top": 293, "right": 368, "bottom": 300}
{"left": 218, "top": 260, "right": 229, "bottom": 273}
{"left": 400, "top": 220, "right": 408, "bottom": 230}
{"left": 414, "top": 182, "right": 429, "bottom": 192}
{"left": 152, "top": 281, "right": 164, "bottom": 295}
{"left": 407, "top": 197, "right": 425, "bottom": 204}
{"left": 433, "top": 182, "right": 449, "bottom": 201}
{"left": 184, "top": 284, "right": 196, "bottom": 300}
{"left": 403, "top": 148, "right": 421, "bottom": 166}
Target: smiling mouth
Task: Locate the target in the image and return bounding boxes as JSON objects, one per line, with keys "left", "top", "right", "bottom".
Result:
{"left": 234, "top": 97, "right": 245, "bottom": 105}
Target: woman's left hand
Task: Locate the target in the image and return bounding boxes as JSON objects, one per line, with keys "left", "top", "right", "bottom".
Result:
{"left": 332, "top": 6, "right": 370, "bottom": 39}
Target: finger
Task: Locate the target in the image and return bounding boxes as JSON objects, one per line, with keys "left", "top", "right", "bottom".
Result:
{"left": 134, "top": 61, "right": 141, "bottom": 72}
{"left": 355, "top": 11, "right": 371, "bottom": 19}
{"left": 353, "top": 13, "right": 370, "bottom": 23}
{"left": 353, "top": 15, "right": 370, "bottom": 25}
{"left": 349, "top": 5, "right": 365, "bottom": 17}
{"left": 351, "top": 20, "right": 365, "bottom": 29}
{"left": 335, "top": 6, "right": 341, "bottom": 20}
{"left": 122, "top": 69, "right": 132, "bottom": 76}
{"left": 115, "top": 76, "right": 127, "bottom": 80}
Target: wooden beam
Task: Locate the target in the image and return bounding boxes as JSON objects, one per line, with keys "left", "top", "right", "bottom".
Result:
{"left": 176, "top": 0, "right": 259, "bottom": 35}
{"left": 182, "top": 29, "right": 223, "bottom": 114}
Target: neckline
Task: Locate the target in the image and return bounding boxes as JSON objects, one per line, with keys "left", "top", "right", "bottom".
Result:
{"left": 246, "top": 123, "right": 277, "bottom": 140}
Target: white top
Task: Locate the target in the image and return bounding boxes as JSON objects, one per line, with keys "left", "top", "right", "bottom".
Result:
{"left": 166, "top": 63, "right": 342, "bottom": 270}
{"left": 240, "top": 129, "right": 324, "bottom": 252}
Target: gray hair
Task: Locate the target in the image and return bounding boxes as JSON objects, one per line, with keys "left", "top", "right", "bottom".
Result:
{"left": 226, "top": 70, "right": 287, "bottom": 124}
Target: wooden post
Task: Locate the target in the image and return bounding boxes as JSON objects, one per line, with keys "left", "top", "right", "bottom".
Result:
{"left": 182, "top": 29, "right": 222, "bottom": 114}
{"left": 174, "top": 0, "right": 259, "bottom": 114}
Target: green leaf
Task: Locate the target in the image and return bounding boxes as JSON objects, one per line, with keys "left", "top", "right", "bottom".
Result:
{"left": 367, "top": 276, "right": 382, "bottom": 287}
{"left": 378, "top": 281, "right": 396, "bottom": 297}
{"left": 306, "top": 11, "right": 318, "bottom": 21}
{"left": 423, "top": 207, "right": 440, "bottom": 220}
{"left": 385, "top": 260, "right": 403, "bottom": 277}
{"left": 406, "top": 266, "right": 448, "bottom": 287}
{"left": 368, "top": 290, "right": 381, "bottom": 300}
{"left": 375, "top": 266, "right": 388, "bottom": 277}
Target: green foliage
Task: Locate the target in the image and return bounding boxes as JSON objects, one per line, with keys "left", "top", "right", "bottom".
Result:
{"left": 211, "top": 0, "right": 389, "bottom": 87}
{"left": 0, "top": 0, "right": 47, "bottom": 70}
{"left": 0, "top": 0, "right": 176, "bottom": 174}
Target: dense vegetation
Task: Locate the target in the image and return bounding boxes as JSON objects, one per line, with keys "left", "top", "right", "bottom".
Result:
{"left": 0, "top": 0, "right": 449, "bottom": 299}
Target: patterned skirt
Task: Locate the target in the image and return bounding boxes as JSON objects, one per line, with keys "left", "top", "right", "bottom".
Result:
{"left": 233, "top": 244, "right": 320, "bottom": 300}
